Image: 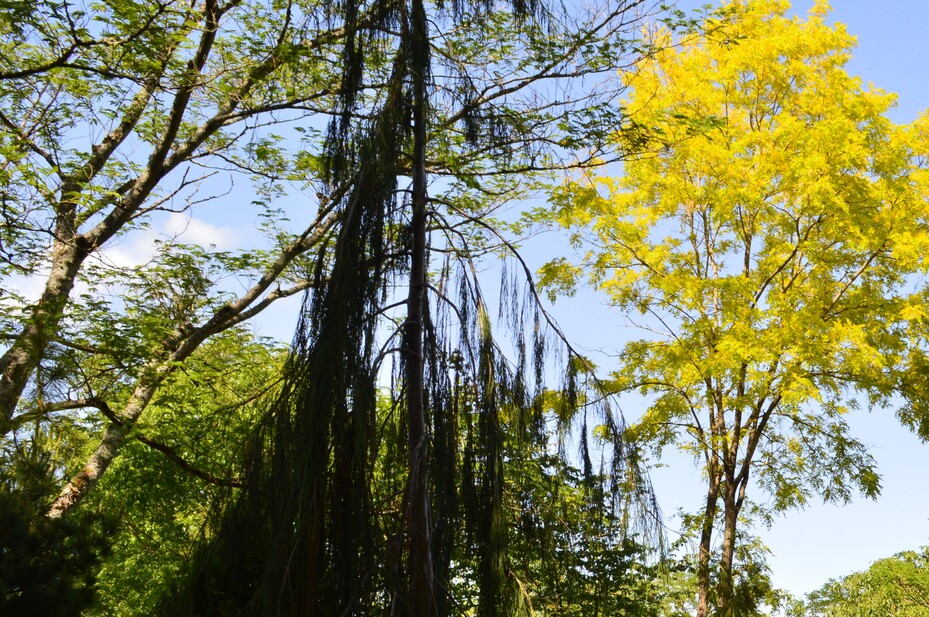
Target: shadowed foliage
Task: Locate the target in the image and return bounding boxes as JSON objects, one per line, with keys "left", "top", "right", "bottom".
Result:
{"left": 157, "top": 0, "right": 661, "bottom": 615}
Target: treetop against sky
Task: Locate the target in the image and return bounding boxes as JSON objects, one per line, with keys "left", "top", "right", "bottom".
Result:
{"left": 544, "top": 0, "right": 929, "bottom": 600}
{"left": 0, "top": 0, "right": 927, "bottom": 613}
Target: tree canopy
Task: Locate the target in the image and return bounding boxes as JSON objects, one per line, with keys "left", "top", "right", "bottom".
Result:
{"left": 1, "top": 0, "right": 665, "bottom": 615}
{"left": 2, "top": 0, "right": 929, "bottom": 615}
{"left": 804, "top": 547, "right": 929, "bottom": 616}
{"left": 544, "top": 0, "right": 929, "bottom": 614}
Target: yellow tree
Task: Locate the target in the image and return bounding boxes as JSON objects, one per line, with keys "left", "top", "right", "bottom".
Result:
{"left": 545, "top": 1, "right": 929, "bottom": 615}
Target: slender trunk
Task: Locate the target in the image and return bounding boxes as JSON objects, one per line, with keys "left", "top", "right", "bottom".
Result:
{"left": 47, "top": 322, "right": 212, "bottom": 518}
{"left": 696, "top": 465, "right": 720, "bottom": 617}
{"left": 46, "top": 362, "right": 169, "bottom": 518}
{"left": 44, "top": 213, "right": 330, "bottom": 517}
{"left": 0, "top": 239, "right": 86, "bottom": 431}
{"left": 404, "top": 0, "right": 435, "bottom": 611}
{"left": 717, "top": 478, "right": 740, "bottom": 617}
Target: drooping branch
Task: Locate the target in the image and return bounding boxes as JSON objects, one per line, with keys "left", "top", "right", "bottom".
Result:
{"left": 135, "top": 434, "right": 242, "bottom": 488}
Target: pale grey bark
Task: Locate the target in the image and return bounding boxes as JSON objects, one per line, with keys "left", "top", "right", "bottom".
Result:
{"left": 47, "top": 376, "right": 161, "bottom": 519}
{"left": 0, "top": 241, "right": 85, "bottom": 433}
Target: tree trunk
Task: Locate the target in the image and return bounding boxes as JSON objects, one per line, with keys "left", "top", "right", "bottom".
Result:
{"left": 0, "top": 239, "right": 86, "bottom": 431}
{"left": 696, "top": 466, "right": 720, "bottom": 617}
{"left": 47, "top": 322, "right": 211, "bottom": 518}
{"left": 717, "top": 480, "right": 740, "bottom": 617}
{"left": 404, "top": 0, "right": 436, "bottom": 612}
{"left": 47, "top": 364, "right": 168, "bottom": 518}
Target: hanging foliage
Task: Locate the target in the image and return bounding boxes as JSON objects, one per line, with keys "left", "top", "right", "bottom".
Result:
{"left": 160, "top": 0, "right": 662, "bottom": 615}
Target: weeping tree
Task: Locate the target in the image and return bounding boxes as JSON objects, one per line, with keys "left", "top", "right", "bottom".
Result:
{"left": 160, "top": 0, "right": 662, "bottom": 615}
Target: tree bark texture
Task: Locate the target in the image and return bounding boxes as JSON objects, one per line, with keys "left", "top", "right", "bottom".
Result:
{"left": 0, "top": 240, "right": 86, "bottom": 432}
{"left": 718, "top": 479, "right": 740, "bottom": 617}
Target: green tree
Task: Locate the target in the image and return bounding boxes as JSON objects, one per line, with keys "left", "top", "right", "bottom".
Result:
{"left": 544, "top": 1, "right": 929, "bottom": 615}
{"left": 2, "top": 0, "right": 665, "bottom": 614}
{"left": 0, "top": 0, "right": 348, "bottom": 518}
{"left": 505, "top": 447, "right": 665, "bottom": 617}
{"left": 0, "top": 426, "right": 114, "bottom": 616}
{"left": 85, "top": 332, "right": 286, "bottom": 615}
{"left": 0, "top": 0, "right": 652, "bottom": 525}
{"left": 156, "top": 0, "right": 662, "bottom": 614}
{"left": 0, "top": 325, "right": 285, "bottom": 615}
{"left": 804, "top": 548, "right": 929, "bottom": 616}
{"left": 40, "top": 239, "right": 325, "bottom": 518}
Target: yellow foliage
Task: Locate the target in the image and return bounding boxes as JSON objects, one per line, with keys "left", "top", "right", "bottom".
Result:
{"left": 551, "top": 0, "right": 929, "bottom": 518}
{"left": 560, "top": 0, "right": 929, "bottom": 383}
